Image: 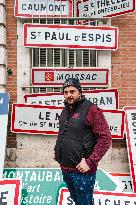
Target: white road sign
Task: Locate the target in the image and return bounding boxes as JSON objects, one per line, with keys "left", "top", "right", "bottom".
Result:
{"left": 110, "top": 173, "right": 132, "bottom": 192}
{"left": 25, "top": 89, "right": 118, "bottom": 110}
{"left": 31, "top": 68, "right": 109, "bottom": 87}
{"left": 0, "top": 93, "right": 9, "bottom": 179}
{"left": 124, "top": 106, "right": 136, "bottom": 193}
{"left": 11, "top": 104, "right": 62, "bottom": 135}
{"left": 11, "top": 104, "right": 124, "bottom": 139}
{"left": 14, "top": 0, "right": 72, "bottom": 18}
{"left": 57, "top": 188, "right": 136, "bottom": 205}
{"left": 0, "top": 180, "right": 21, "bottom": 205}
{"left": 95, "top": 169, "right": 124, "bottom": 192}
{"left": 94, "top": 190, "right": 136, "bottom": 205}
{"left": 103, "top": 109, "right": 124, "bottom": 139}
{"left": 24, "top": 24, "right": 118, "bottom": 50}
{"left": 77, "top": 0, "right": 135, "bottom": 18}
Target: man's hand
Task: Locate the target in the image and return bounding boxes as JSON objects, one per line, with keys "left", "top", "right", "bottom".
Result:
{"left": 76, "top": 158, "right": 90, "bottom": 173}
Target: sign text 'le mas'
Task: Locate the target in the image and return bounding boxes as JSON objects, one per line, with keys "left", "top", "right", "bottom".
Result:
{"left": 11, "top": 104, "right": 124, "bottom": 139}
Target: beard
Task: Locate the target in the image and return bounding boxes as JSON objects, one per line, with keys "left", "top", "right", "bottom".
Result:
{"left": 65, "top": 96, "right": 81, "bottom": 105}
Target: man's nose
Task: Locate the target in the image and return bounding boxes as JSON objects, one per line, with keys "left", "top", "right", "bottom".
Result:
{"left": 67, "top": 92, "right": 72, "bottom": 97}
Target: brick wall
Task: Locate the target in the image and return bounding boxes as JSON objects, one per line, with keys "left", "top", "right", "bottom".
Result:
{"left": 6, "top": 0, "right": 17, "bottom": 148}
{"left": 111, "top": 12, "right": 136, "bottom": 150}
{"left": 112, "top": 11, "right": 136, "bottom": 108}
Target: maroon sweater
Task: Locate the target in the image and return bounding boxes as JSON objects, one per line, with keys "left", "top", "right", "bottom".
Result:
{"left": 61, "top": 104, "right": 111, "bottom": 173}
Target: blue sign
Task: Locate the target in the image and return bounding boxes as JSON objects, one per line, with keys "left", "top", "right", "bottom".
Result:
{"left": 0, "top": 93, "right": 9, "bottom": 115}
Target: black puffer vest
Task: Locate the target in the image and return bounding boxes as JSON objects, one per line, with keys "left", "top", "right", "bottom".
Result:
{"left": 54, "top": 97, "right": 97, "bottom": 167}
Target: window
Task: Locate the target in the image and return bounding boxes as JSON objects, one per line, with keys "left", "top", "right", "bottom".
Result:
{"left": 31, "top": 19, "right": 97, "bottom": 93}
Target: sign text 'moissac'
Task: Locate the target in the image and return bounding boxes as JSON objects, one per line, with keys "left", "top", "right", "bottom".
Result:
{"left": 32, "top": 68, "right": 109, "bottom": 87}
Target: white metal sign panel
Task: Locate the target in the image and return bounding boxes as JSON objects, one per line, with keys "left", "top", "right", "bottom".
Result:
{"left": 94, "top": 191, "right": 136, "bottom": 205}
{"left": 0, "top": 180, "right": 21, "bottom": 205}
{"left": 14, "top": 0, "right": 72, "bottom": 18}
{"left": 24, "top": 24, "right": 118, "bottom": 50}
{"left": 11, "top": 104, "right": 62, "bottom": 135}
{"left": 32, "top": 68, "right": 109, "bottom": 87}
{"left": 95, "top": 169, "right": 123, "bottom": 192}
{"left": 0, "top": 93, "right": 9, "bottom": 179}
{"left": 103, "top": 110, "right": 124, "bottom": 139}
{"left": 57, "top": 188, "right": 74, "bottom": 205}
{"left": 0, "top": 66, "right": 6, "bottom": 85}
{"left": 11, "top": 104, "right": 124, "bottom": 139}
{"left": 77, "top": 0, "right": 135, "bottom": 18}
{"left": 110, "top": 173, "right": 132, "bottom": 192}
{"left": 57, "top": 188, "right": 136, "bottom": 205}
{"left": 25, "top": 89, "right": 119, "bottom": 110}
{"left": 0, "top": 47, "right": 7, "bottom": 66}
{"left": 124, "top": 106, "right": 136, "bottom": 193}
{"left": 0, "top": 26, "right": 6, "bottom": 45}
{"left": 0, "top": 6, "right": 6, "bottom": 24}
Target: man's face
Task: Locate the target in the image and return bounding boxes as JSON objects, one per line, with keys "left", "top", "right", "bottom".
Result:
{"left": 64, "top": 86, "right": 81, "bottom": 105}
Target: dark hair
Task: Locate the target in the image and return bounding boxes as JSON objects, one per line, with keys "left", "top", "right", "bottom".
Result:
{"left": 63, "top": 78, "right": 82, "bottom": 93}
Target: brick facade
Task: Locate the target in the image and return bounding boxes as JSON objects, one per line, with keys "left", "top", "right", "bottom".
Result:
{"left": 6, "top": 0, "right": 17, "bottom": 148}
{"left": 112, "top": 12, "right": 136, "bottom": 108}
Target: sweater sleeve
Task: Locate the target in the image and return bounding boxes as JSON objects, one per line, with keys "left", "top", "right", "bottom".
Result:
{"left": 85, "top": 104, "right": 112, "bottom": 168}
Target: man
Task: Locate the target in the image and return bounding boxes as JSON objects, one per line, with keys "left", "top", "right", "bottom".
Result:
{"left": 54, "top": 78, "right": 111, "bottom": 205}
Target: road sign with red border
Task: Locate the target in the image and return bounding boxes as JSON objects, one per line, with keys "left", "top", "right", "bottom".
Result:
{"left": 24, "top": 24, "right": 118, "bottom": 50}
{"left": 77, "top": 0, "right": 135, "bottom": 18}
{"left": 0, "top": 180, "right": 21, "bottom": 205}
{"left": 11, "top": 104, "right": 62, "bottom": 135}
{"left": 110, "top": 172, "right": 132, "bottom": 192}
{"left": 24, "top": 88, "right": 118, "bottom": 110}
{"left": 124, "top": 106, "right": 136, "bottom": 193}
{"left": 14, "top": 0, "right": 72, "bottom": 18}
{"left": 103, "top": 109, "right": 124, "bottom": 139}
{"left": 57, "top": 188, "right": 136, "bottom": 205}
{"left": 31, "top": 68, "right": 109, "bottom": 87}
{"left": 11, "top": 104, "right": 124, "bottom": 139}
